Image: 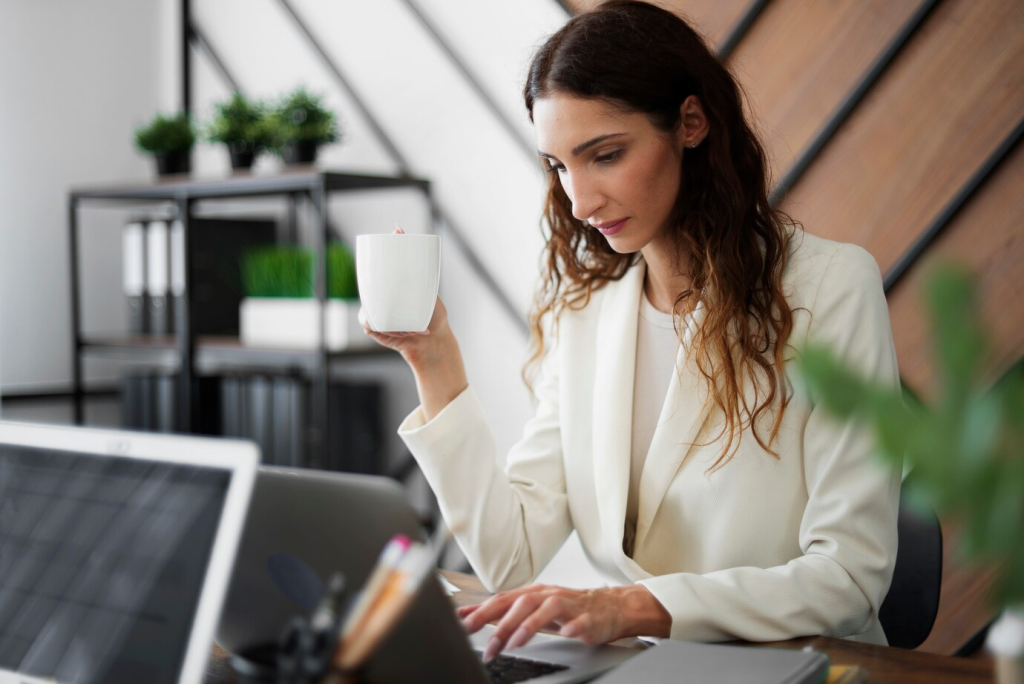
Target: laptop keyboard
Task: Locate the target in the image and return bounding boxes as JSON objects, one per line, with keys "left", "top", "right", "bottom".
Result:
{"left": 483, "top": 654, "right": 570, "bottom": 682}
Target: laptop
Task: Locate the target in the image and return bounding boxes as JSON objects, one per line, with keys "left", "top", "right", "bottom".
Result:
{"left": 0, "top": 421, "right": 257, "bottom": 684}
{"left": 217, "top": 467, "right": 637, "bottom": 683}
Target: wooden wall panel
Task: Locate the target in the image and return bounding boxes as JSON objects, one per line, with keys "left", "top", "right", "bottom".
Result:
{"left": 780, "top": 0, "right": 1024, "bottom": 274}
{"left": 565, "top": 0, "right": 753, "bottom": 49}
{"left": 919, "top": 517, "right": 1003, "bottom": 655}
{"left": 726, "top": 0, "right": 921, "bottom": 179}
{"left": 888, "top": 142, "right": 1024, "bottom": 399}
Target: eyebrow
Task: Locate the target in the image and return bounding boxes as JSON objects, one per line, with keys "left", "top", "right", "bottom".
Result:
{"left": 537, "top": 133, "right": 627, "bottom": 160}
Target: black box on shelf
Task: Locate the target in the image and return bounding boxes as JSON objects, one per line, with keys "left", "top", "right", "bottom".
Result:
{"left": 119, "top": 371, "right": 221, "bottom": 435}
{"left": 188, "top": 217, "right": 277, "bottom": 337}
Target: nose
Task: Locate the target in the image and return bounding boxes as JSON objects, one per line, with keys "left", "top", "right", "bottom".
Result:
{"left": 562, "top": 171, "right": 605, "bottom": 222}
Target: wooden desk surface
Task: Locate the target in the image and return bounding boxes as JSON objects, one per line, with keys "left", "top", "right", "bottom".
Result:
{"left": 205, "top": 570, "right": 996, "bottom": 683}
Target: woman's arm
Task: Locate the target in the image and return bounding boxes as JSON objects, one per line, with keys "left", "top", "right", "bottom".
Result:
{"left": 362, "top": 258, "right": 573, "bottom": 591}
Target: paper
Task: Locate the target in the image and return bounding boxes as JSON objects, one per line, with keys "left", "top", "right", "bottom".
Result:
{"left": 437, "top": 573, "right": 461, "bottom": 596}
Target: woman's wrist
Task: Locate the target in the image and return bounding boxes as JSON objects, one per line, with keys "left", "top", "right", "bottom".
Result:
{"left": 607, "top": 584, "right": 672, "bottom": 639}
{"left": 409, "top": 329, "right": 468, "bottom": 421}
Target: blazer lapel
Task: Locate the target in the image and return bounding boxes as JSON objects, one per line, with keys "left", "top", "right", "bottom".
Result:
{"left": 634, "top": 301, "right": 711, "bottom": 551}
{"left": 591, "top": 262, "right": 645, "bottom": 561}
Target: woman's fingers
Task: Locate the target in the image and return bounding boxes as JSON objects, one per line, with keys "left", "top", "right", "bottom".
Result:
{"left": 461, "top": 586, "right": 538, "bottom": 634}
{"left": 505, "top": 596, "right": 569, "bottom": 651}
{"left": 456, "top": 604, "right": 481, "bottom": 619}
{"left": 484, "top": 593, "right": 548, "bottom": 661}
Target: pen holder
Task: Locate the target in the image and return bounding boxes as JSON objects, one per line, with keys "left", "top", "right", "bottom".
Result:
{"left": 227, "top": 644, "right": 369, "bottom": 684}
{"left": 227, "top": 643, "right": 281, "bottom": 684}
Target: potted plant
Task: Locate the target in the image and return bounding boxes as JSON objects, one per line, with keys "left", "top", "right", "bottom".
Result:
{"left": 269, "top": 87, "right": 340, "bottom": 166}
{"left": 798, "top": 265, "right": 1023, "bottom": 681}
{"left": 134, "top": 111, "right": 195, "bottom": 176}
{"left": 239, "top": 242, "right": 372, "bottom": 350}
{"left": 205, "top": 92, "right": 272, "bottom": 170}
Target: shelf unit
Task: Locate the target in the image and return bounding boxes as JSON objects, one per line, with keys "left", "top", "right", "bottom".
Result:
{"left": 68, "top": 169, "right": 432, "bottom": 468}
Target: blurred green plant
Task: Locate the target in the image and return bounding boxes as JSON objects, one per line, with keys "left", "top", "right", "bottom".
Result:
{"left": 241, "top": 243, "right": 357, "bottom": 300}
{"left": 268, "top": 87, "right": 340, "bottom": 146}
{"left": 205, "top": 92, "right": 273, "bottom": 150}
{"left": 797, "top": 264, "right": 1024, "bottom": 609}
{"left": 134, "top": 111, "right": 196, "bottom": 153}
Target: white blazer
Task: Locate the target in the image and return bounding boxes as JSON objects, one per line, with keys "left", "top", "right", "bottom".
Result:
{"left": 399, "top": 230, "right": 901, "bottom": 645}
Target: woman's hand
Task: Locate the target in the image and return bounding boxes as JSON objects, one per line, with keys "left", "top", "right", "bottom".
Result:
{"left": 359, "top": 228, "right": 468, "bottom": 421}
{"left": 457, "top": 583, "right": 672, "bottom": 662}
{"left": 359, "top": 291, "right": 453, "bottom": 369}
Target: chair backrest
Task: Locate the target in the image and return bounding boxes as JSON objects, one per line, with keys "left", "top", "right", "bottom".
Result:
{"left": 878, "top": 480, "right": 943, "bottom": 649}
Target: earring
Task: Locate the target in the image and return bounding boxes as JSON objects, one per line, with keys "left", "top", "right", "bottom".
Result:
{"left": 689, "top": 141, "right": 697, "bottom": 148}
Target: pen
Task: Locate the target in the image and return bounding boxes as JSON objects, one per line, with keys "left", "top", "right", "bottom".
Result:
{"left": 337, "top": 543, "right": 434, "bottom": 671}
{"left": 338, "top": 535, "right": 411, "bottom": 644}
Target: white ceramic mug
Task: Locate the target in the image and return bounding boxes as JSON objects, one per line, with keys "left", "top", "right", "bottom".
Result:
{"left": 356, "top": 233, "right": 440, "bottom": 333}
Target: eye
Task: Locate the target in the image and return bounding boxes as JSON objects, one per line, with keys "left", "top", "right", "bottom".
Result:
{"left": 595, "top": 149, "right": 623, "bottom": 164}
{"left": 545, "top": 162, "right": 566, "bottom": 175}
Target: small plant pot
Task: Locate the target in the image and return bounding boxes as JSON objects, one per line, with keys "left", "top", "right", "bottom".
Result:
{"left": 154, "top": 150, "right": 191, "bottom": 176}
{"left": 240, "top": 298, "right": 374, "bottom": 351}
{"left": 282, "top": 140, "right": 319, "bottom": 166}
{"left": 228, "top": 142, "right": 256, "bottom": 171}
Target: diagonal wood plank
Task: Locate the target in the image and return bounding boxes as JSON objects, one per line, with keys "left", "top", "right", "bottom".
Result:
{"left": 780, "top": 0, "right": 1024, "bottom": 274}
{"left": 565, "top": 0, "right": 755, "bottom": 49}
{"left": 888, "top": 141, "right": 1024, "bottom": 399}
{"left": 725, "top": 0, "right": 922, "bottom": 180}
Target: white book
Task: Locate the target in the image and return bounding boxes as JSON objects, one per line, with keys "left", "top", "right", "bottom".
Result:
{"left": 146, "top": 221, "right": 171, "bottom": 335}
{"left": 123, "top": 223, "right": 147, "bottom": 334}
{"left": 170, "top": 220, "right": 185, "bottom": 297}
{"left": 146, "top": 221, "right": 170, "bottom": 295}
{"left": 122, "top": 223, "right": 146, "bottom": 296}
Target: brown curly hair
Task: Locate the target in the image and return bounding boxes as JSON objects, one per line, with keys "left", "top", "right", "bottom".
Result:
{"left": 523, "top": 0, "right": 798, "bottom": 471}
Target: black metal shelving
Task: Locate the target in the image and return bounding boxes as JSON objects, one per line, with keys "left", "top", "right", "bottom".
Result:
{"left": 68, "top": 168, "right": 432, "bottom": 468}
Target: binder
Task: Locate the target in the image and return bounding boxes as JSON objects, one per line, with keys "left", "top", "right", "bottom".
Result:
{"left": 154, "top": 373, "right": 177, "bottom": 433}
{"left": 169, "top": 220, "right": 186, "bottom": 335}
{"left": 272, "top": 376, "right": 306, "bottom": 468}
{"left": 220, "top": 375, "right": 245, "bottom": 439}
{"left": 146, "top": 221, "right": 172, "bottom": 336}
{"left": 248, "top": 375, "right": 273, "bottom": 464}
{"left": 122, "top": 223, "right": 148, "bottom": 334}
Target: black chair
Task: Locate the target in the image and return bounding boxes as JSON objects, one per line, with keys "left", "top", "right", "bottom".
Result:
{"left": 878, "top": 479, "right": 943, "bottom": 649}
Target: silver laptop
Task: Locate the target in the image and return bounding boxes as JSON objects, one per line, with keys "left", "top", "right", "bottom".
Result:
{"left": 0, "top": 421, "right": 257, "bottom": 684}
{"left": 217, "top": 467, "right": 636, "bottom": 683}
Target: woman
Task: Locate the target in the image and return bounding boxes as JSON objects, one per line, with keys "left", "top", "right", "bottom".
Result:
{"left": 363, "top": 0, "right": 900, "bottom": 659}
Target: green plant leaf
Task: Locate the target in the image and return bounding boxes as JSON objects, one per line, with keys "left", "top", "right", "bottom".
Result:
{"left": 269, "top": 87, "right": 340, "bottom": 147}
{"left": 798, "top": 263, "right": 1024, "bottom": 611}
{"left": 241, "top": 242, "right": 357, "bottom": 299}
{"left": 134, "top": 111, "right": 195, "bottom": 153}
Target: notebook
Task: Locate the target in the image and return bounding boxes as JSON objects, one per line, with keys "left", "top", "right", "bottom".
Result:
{"left": 590, "top": 639, "right": 829, "bottom": 684}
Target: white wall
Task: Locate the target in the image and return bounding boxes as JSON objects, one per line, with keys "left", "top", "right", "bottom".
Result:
{"left": 0, "top": 0, "right": 174, "bottom": 392}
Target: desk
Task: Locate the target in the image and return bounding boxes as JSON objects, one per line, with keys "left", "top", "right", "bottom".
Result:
{"left": 204, "top": 570, "right": 996, "bottom": 683}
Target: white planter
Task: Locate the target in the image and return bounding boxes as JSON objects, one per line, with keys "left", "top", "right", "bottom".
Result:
{"left": 239, "top": 298, "right": 375, "bottom": 351}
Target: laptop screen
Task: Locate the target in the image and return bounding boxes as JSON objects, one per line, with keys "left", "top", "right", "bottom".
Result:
{"left": 0, "top": 443, "right": 231, "bottom": 684}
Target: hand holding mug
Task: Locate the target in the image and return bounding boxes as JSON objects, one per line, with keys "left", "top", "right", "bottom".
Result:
{"left": 358, "top": 229, "right": 467, "bottom": 419}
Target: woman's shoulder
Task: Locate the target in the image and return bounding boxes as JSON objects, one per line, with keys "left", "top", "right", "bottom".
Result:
{"left": 782, "top": 228, "right": 883, "bottom": 309}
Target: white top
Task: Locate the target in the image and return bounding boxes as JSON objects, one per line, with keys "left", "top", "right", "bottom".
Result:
{"left": 625, "top": 291, "right": 681, "bottom": 558}
{"left": 398, "top": 232, "right": 901, "bottom": 645}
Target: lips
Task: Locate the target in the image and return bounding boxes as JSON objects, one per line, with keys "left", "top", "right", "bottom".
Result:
{"left": 593, "top": 218, "right": 627, "bottom": 236}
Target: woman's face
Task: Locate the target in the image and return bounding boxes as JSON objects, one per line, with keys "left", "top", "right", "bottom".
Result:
{"left": 533, "top": 92, "right": 689, "bottom": 255}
